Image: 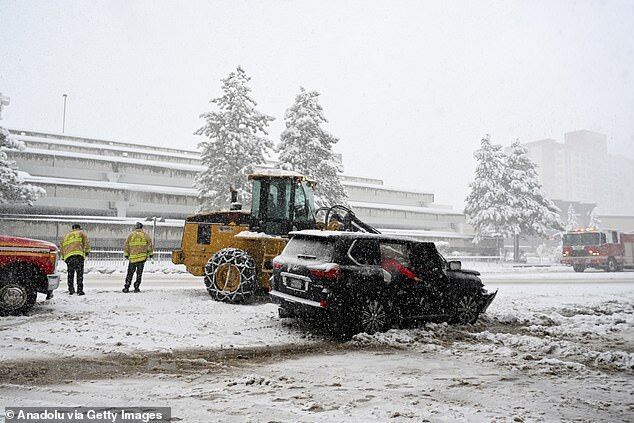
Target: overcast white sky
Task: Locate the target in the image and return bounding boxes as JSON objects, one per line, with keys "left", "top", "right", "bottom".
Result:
{"left": 1, "top": 0, "right": 633, "bottom": 208}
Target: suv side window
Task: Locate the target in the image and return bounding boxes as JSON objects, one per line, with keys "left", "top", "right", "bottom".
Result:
{"left": 348, "top": 239, "right": 381, "bottom": 266}
{"left": 379, "top": 242, "right": 411, "bottom": 267}
{"left": 409, "top": 242, "right": 443, "bottom": 275}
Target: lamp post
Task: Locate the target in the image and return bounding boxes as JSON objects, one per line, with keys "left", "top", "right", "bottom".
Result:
{"left": 62, "top": 94, "right": 68, "bottom": 133}
{"left": 145, "top": 216, "right": 165, "bottom": 252}
{"left": 0, "top": 93, "right": 10, "bottom": 120}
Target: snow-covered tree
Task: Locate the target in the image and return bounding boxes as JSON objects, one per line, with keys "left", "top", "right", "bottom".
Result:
{"left": 195, "top": 67, "right": 274, "bottom": 211}
{"left": 566, "top": 204, "right": 579, "bottom": 230}
{"left": 464, "top": 135, "right": 516, "bottom": 244}
{"left": 277, "top": 87, "right": 347, "bottom": 207}
{"left": 504, "top": 141, "right": 562, "bottom": 238}
{"left": 589, "top": 210, "right": 601, "bottom": 229}
{"left": 0, "top": 125, "right": 45, "bottom": 205}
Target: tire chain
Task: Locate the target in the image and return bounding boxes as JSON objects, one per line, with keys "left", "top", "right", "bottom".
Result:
{"left": 205, "top": 248, "right": 257, "bottom": 303}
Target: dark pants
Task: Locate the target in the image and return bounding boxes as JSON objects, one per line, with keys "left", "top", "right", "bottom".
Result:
{"left": 66, "top": 255, "right": 84, "bottom": 293}
{"left": 124, "top": 260, "right": 146, "bottom": 290}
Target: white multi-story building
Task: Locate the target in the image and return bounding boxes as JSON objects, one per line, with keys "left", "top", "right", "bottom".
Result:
{"left": 1, "top": 129, "right": 474, "bottom": 250}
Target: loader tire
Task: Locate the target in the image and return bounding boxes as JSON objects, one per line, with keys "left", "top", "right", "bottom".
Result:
{"left": 205, "top": 248, "right": 257, "bottom": 303}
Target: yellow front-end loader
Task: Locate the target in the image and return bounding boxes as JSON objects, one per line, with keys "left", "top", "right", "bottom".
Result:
{"left": 172, "top": 170, "right": 378, "bottom": 302}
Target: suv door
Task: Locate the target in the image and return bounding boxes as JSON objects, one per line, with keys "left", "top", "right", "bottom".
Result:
{"left": 408, "top": 242, "right": 452, "bottom": 317}
{"left": 341, "top": 238, "right": 393, "bottom": 334}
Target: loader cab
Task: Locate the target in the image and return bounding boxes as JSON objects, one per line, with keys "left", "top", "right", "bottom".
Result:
{"left": 248, "top": 171, "right": 317, "bottom": 236}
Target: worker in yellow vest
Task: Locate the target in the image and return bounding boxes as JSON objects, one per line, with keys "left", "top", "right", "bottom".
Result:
{"left": 60, "top": 223, "right": 91, "bottom": 296}
{"left": 122, "top": 222, "right": 153, "bottom": 293}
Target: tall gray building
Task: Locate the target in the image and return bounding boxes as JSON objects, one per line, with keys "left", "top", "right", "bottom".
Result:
{"left": 522, "top": 130, "right": 634, "bottom": 216}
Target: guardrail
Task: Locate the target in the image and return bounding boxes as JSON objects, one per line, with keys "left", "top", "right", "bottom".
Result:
{"left": 81, "top": 249, "right": 173, "bottom": 265}
{"left": 57, "top": 249, "right": 185, "bottom": 273}
{"left": 447, "top": 256, "right": 504, "bottom": 262}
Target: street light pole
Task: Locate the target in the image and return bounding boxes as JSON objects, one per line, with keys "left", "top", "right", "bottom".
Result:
{"left": 0, "top": 93, "right": 10, "bottom": 120}
{"left": 62, "top": 94, "right": 68, "bottom": 133}
{"left": 145, "top": 216, "right": 165, "bottom": 258}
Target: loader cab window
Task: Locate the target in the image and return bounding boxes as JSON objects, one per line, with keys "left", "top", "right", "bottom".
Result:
{"left": 292, "top": 182, "right": 315, "bottom": 229}
{"left": 197, "top": 224, "right": 212, "bottom": 244}
{"left": 267, "top": 179, "right": 291, "bottom": 220}
{"left": 252, "top": 178, "right": 293, "bottom": 235}
{"left": 251, "top": 180, "right": 261, "bottom": 218}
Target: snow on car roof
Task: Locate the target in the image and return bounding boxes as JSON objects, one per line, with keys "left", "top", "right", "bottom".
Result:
{"left": 289, "top": 229, "right": 423, "bottom": 243}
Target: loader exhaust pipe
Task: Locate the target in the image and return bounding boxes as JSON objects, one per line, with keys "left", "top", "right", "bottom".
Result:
{"left": 230, "top": 186, "right": 242, "bottom": 211}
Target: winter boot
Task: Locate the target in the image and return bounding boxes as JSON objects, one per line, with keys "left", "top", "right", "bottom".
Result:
{"left": 77, "top": 291, "right": 85, "bottom": 296}
{"left": 122, "top": 287, "right": 129, "bottom": 293}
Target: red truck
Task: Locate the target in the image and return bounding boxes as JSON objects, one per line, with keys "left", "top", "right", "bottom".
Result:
{"left": 561, "top": 229, "right": 634, "bottom": 272}
{"left": 0, "top": 235, "right": 60, "bottom": 315}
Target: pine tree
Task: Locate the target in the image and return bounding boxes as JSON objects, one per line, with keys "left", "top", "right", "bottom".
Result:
{"left": 504, "top": 141, "right": 562, "bottom": 237}
{"left": 464, "top": 135, "right": 516, "bottom": 244}
{"left": 195, "top": 67, "right": 274, "bottom": 211}
{"left": 588, "top": 210, "right": 601, "bottom": 229}
{"left": 0, "top": 126, "right": 45, "bottom": 205}
{"left": 277, "top": 87, "right": 347, "bottom": 208}
{"left": 566, "top": 204, "right": 579, "bottom": 230}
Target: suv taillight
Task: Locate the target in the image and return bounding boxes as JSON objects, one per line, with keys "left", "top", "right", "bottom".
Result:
{"left": 272, "top": 259, "right": 283, "bottom": 270}
{"left": 309, "top": 264, "right": 341, "bottom": 280}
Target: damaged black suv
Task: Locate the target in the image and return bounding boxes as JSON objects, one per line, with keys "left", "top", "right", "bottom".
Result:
{"left": 270, "top": 230, "right": 497, "bottom": 337}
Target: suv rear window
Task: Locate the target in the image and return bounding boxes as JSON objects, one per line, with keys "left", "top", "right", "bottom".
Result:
{"left": 282, "top": 237, "right": 335, "bottom": 262}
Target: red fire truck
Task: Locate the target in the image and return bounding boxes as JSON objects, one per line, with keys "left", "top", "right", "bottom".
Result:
{"left": 561, "top": 228, "right": 634, "bottom": 272}
{"left": 0, "top": 235, "right": 60, "bottom": 315}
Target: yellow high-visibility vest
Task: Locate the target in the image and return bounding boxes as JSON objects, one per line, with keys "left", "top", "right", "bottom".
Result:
{"left": 61, "top": 230, "right": 91, "bottom": 261}
{"left": 124, "top": 229, "right": 153, "bottom": 263}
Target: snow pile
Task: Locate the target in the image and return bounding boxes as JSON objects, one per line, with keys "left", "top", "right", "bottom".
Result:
{"left": 350, "top": 286, "right": 634, "bottom": 374}
{"left": 350, "top": 323, "right": 449, "bottom": 350}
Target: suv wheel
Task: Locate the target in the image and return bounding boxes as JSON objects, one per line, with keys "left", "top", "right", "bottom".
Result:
{"left": 357, "top": 297, "right": 391, "bottom": 335}
{"left": 205, "top": 248, "right": 257, "bottom": 303}
{"left": 455, "top": 294, "right": 479, "bottom": 324}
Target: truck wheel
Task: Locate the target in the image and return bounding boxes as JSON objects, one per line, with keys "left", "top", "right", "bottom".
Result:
{"left": 607, "top": 258, "right": 617, "bottom": 273}
{"left": 455, "top": 294, "right": 479, "bottom": 324}
{"left": 573, "top": 265, "right": 585, "bottom": 273}
{"left": 0, "top": 282, "right": 37, "bottom": 316}
{"left": 205, "top": 248, "right": 257, "bottom": 303}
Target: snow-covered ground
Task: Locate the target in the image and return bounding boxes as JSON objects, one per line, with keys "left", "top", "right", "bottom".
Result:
{"left": 0, "top": 274, "right": 632, "bottom": 422}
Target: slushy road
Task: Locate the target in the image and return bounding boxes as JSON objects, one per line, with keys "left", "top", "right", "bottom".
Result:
{"left": 75, "top": 269, "right": 634, "bottom": 291}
